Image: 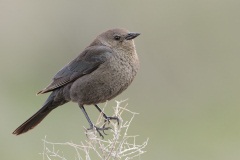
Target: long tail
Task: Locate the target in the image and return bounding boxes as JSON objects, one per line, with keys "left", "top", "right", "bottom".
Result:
{"left": 13, "top": 90, "right": 68, "bottom": 135}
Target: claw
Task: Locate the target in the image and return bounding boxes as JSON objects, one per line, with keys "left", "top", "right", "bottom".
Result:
{"left": 102, "top": 116, "right": 119, "bottom": 130}
{"left": 102, "top": 129, "right": 108, "bottom": 135}
{"left": 87, "top": 125, "right": 111, "bottom": 138}
{"left": 104, "top": 116, "right": 120, "bottom": 125}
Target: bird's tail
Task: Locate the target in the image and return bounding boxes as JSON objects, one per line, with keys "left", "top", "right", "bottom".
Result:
{"left": 13, "top": 90, "right": 68, "bottom": 135}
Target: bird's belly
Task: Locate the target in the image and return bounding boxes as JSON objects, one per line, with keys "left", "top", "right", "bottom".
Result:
{"left": 69, "top": 67, "right": 134, "bottom": 105}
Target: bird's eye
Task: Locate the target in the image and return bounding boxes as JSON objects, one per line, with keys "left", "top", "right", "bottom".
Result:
{"left": 114, "top": 35, "right": 121, "bottom": 41}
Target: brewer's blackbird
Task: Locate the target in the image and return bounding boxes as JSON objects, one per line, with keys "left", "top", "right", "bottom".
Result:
{"left": 13, "top": 28, "right": 140, "bottom": 137}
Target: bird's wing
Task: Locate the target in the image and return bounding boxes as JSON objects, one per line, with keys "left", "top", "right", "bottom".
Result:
{"left": 37, "top": 46, "right": 113, "bottom": 94}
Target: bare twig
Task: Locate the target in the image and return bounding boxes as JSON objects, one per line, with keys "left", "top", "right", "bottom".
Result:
{"left": 40, "top": 100, "right": 148, "bottom": 160}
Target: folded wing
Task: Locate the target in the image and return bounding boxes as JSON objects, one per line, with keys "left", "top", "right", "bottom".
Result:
{"left": 37, "top": 46, "right": 113, "bottom": 94}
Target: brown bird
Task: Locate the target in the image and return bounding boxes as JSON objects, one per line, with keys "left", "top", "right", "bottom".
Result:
{"left": 13, "top": 28, "right": 140, "bottom": 137}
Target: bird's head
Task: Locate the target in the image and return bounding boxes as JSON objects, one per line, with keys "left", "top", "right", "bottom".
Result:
{"left": 94, "top": 28, "right": 140, "bottom": 52}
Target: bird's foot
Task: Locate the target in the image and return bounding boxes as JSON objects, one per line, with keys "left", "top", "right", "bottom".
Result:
{"left": 94, "top": 105, "right": 120, "bottom": 127}
{"left": 103, "top": 116, "right": 120, "bottom": 126}
{"left": 87, "top": 125, "right": 111, "bottom": 139}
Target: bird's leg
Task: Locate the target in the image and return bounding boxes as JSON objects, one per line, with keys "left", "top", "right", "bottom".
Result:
{"left": 79, "top": 105, "right": 111, "bottom": 138}
{"left": 94, "top": 104, "right": 119, "bottom": 125}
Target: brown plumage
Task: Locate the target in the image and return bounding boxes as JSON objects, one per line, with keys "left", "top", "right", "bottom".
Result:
{"left": 13, "top": 28, "right": 140, "bottom": 137}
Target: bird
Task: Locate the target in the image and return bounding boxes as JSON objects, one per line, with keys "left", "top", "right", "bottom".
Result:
{"left": 13, "top": 28, "right": 140, "bottom": 138}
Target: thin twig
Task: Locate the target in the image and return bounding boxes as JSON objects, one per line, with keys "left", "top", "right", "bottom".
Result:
{"left": 41, "top": 101, "right": 148, "bottom": 160}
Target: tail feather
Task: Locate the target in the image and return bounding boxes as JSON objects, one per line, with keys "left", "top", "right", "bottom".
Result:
{"left": 13, "top": 89, "right": 68, "bottom": 135}
{"left": 12, "top": 106, "right": 53, "bottom": 135}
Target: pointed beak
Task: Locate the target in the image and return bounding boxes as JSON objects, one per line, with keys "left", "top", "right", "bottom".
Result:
{"left": 125, "top": 32, "right": 141, "bottom": 40}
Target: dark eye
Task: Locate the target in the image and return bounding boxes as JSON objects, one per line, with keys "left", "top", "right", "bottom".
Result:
{"left": 114, "top": 35, "right": 121, "bottom": 41}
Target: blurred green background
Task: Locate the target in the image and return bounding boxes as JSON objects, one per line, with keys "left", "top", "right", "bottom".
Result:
{"left": 1, "top": 0, "right": 240, "bottom": 159}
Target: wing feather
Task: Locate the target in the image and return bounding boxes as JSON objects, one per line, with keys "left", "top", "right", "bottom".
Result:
{"left": 37, "top": 46, "right": 113, "bottom": 94}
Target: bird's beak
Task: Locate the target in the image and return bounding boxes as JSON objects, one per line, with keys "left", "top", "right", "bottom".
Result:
{"left": 125, "top": 32, "right": 140, "bottom": 40}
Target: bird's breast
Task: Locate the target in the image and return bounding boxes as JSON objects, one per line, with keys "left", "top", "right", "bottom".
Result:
{"left": 69, "top": 57, "right": 138, "bottom": 105}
